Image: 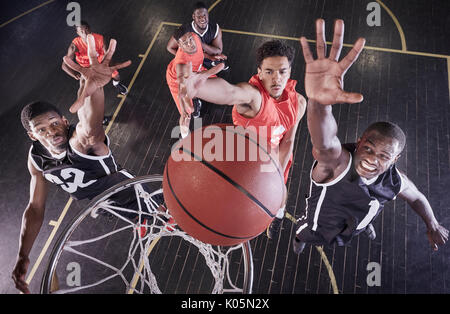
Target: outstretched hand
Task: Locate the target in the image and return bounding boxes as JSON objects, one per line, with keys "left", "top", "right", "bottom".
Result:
{"left": 427, "top": 224, "right": 449, "bottom": 251}
{"left": 178, "top": 61, "right": 224, "bottom": 113}
{"left": 63, "top": 34, "right": 131, "bottom": 113}
{"left": 300, "top": 19, "right": 365, "bottom": 105}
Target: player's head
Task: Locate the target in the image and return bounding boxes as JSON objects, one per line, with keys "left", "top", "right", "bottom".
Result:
{"left": 192, "top": 2, "right": 209, "bottom": 31}
{"left": 174, "top": 26, "right": 197, "bottom": 55}
{"left": 21, "top": 101, "right": 70, "bottom": 154}
{"left": 354, "top": 121, "right": 406, "bottom": 179}
{"left": 76, "top": 21, "right": 91, "bottom": 41}
{"left": 256, "top": 40, "right": 295, "bottom": 100}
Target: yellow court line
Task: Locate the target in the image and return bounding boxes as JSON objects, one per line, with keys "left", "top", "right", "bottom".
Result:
{"left": 0, "top": 0, "right": 56, "bottom": 28}
{"left": 26, "top": 198, "right": 73, "bottom": 285}
{"left": 26, "top": 22, "right": 166, "bottom": 288}
{"left": 208, "top": 0, "right": 223, "bottom": 12}
{"left": 375, "top": 0, "right": 407, "bottom": 51}
{"left": 315, "top": 246, "right": 339, "bottom": 294}
{"left": 127, "top": 237, "right": 161, "bottom": 294}
{"left": 220, "top": 27, "right": 449, "bottom": 59}
{"left": 447, "top": 58, "right": 450, "bottom": 100}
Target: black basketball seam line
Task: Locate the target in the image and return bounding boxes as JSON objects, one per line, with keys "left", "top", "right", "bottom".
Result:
{"left": 181, "top": 147, "right": 276, "bottom": 219}
{"left": 165, "top": 163, "right": 255, "bottom": 240}
{"left": 172, "top": 124, "right": 285, "bottom": 186}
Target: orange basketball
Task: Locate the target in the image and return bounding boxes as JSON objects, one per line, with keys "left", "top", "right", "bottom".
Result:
{"left": 162, "top": 124, "right": 285, "bottom": 246}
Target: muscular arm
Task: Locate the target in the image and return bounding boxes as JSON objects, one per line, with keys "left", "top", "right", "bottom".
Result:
{"left": 62, "top": 43, "right": 81, "bottom": 80}
{"left": 72, "top": 87, "right": 108, "bottom": 155}
{"left": 12, "top": 158, "right": 48, "bottom": 293}
{"left": 397, "top": 172, "right": 448, "bottom": 250}
{"left": 278, "top": 94, "right": 306, "bottom": 172}
{"left": 201, "top": 27, "right": 223, "bottom": 56}
{"left": 167, "top": 36, "right": 179, "bottom": 56}
{"left": 307, "top": 99, "right": 342, "bottom": 164}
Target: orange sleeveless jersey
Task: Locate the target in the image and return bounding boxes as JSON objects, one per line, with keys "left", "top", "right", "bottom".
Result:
{"left": 72, "top": 33, "right": 118, "bottom": 77}
{"left": 166, "top": 34, "right": 206, "bottom": 113}
{"left": 232, "top": 75, "right": 300, "bottom": 183}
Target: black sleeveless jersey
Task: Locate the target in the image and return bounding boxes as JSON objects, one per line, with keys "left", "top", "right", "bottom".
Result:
{"left": 297, "top": 143, "right": 403, "bottom": 245}
{"left": 183, "top": 21, "right": 219, "bottom": 45}
{"left": 29, "top": 125, "right": 134, "bottom": 201}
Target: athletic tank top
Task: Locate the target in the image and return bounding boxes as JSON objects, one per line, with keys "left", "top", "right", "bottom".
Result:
{"left": 166, "top": 33, "right": 206, "bottom": 91}
{"left": 184, "top": 21, "right": 219, "bottom": 45}
{"left": 29, "top": 125, "right": 133, "bottom": 200}
{"left": 72, "top": 33, "right": 105, "bottom": 68}
{"left": 232, "top": 75, "right": 299, "bottom": 148}
{"left": 301, "top": 143, "right": 403, "bottom": 244}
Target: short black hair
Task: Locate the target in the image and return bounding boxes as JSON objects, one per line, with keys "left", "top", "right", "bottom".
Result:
{"left": 173, "top": 25, "right": 191, "bottom": 41}
{"left": 21, "top": 101, "right": 62, "bottom": 132}
{"left": 256, "top": 40, "right": 295, "bottom": 68}
{"left": 76, "top": 20, "right": 90, "bottom": 30}
{"left": 363, "top": 121, "right": 406, "bottom": 153}
{"left": 194, "top": 2, "right": 208, "bottom": 11}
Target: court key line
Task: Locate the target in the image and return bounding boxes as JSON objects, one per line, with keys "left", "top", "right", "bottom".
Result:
{"left": 375, "top": 0, "right": 407, "bottom": 51}
{"left": 0, "top": 0, "right": 56, "bottom": 28}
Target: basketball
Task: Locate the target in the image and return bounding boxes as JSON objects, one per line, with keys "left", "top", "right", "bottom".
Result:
{"left": 162, "top": 124, "right": 285, "bottom": 246}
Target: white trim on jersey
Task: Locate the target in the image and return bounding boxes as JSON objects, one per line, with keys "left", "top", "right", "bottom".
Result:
{"left": 99, "top": 159, "right": 111, "bottom": 175}
{"left": 191, "top": 21, "right": 208, "bottom": 37}
{"left": 311, "top": 151, "right": 353, "bottom": 187}
{"left": 296, "top": 222, "right": 308, "bottom": 235}
{"left": 393, "top": 167, "right": 406, "bottom": 199}
{"left": 312, "top": 186, "right": 327, "bottom": 231}
{"left": 119, "top": 170, "right": 134, "bottom": 179}
{"left": 28, "top": 146, "right": 43, "bottom": 172}
{"left": 214, "top": 24, "right": 219, "bottom": 39}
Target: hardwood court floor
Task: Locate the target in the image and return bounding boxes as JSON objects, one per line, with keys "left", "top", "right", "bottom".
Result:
{"left": 0, "top": 0, "right": 448, "bottom": 294}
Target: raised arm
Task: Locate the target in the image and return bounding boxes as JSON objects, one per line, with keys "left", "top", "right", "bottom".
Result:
{"left": 201, "top": 27, "right": 224, "bottom": 56}
{"left": 397, "top": 172, "right": 448, "bottom": 250}
{"left": 12, "top": 158, "right": 49, "bottom": 294}
{"left": 61, "top": 42, "right": 81, "bottom": 80}
{"left": 301, "top": 19, "right": 365, "bottom": 165}
{"left": 166, "top": 36, "right": 179, "bottom": 56}
{"left": 178, "top": 62, "right": 261, "bottom": 114}
{"left": 62, "top": 34, "right": 131, "bottom": 113}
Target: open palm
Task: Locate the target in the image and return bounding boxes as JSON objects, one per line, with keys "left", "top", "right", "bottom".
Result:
{"left": 63, "top": 34, "right": 131, "bottom": 113}
{"left": 300, "top": 19, "right": 366, "bottom": 105}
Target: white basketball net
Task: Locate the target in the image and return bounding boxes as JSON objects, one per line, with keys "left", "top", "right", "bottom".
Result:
{"left": 50, "top": 184, "right": 248, "bottom": 294}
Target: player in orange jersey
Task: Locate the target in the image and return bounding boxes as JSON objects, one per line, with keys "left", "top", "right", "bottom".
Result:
{"left": 62, "top": 21, "right": 129, "bottom": 104}
{"left": 176, "top": 40, "right": 307, "bottom": 238}
{"left": 166, "top": 26, "right": 225, "bottom": 138}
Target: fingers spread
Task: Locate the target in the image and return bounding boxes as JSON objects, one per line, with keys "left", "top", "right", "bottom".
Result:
{"left": 315, "top": 19, "right": 327, "bottom": 59}
{"left": 203, "top": 62, "right": 224, "bottom": 78}
{"left": 63, "top": 56, "right": 83, "bottom": 72}
{"left": 112, "top": 60, "right": 132, "bottom": 71}
{"left": 103, "top": 39, "right": 117, "bottom": 66}
{"left": 339, "top": 37, "right": 366, "bottom": 74}
{"left": 329, "top": 19, "right": 344, "bottom": 61}
{"left": 87, "top": 34, "right": 99, "bottom": 65}
{"left": 300, "top": 37, "right": 314, "bottom": 64}
{"left": 336, "top": 91, "right": 364, "bottom": 104}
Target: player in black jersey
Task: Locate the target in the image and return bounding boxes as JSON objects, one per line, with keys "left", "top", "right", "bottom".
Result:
{"left": 166, "top": 1, "right": 228, "bottom": 71}
{"left": 291, "top": 19, "right": 448, "bottom": 254}
{"left": 11, "top": 36, "right": 136, "bottom": 293}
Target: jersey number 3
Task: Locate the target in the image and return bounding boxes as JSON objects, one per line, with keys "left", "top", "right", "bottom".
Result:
{"left": 45, "top": 168, "right": 97, "bottom": 194}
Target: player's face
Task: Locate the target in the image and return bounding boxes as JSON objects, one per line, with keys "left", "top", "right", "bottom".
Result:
{"left": 28, "top": 111, "right": 70, "bottom": 155}
{"left": 178, "top": 32, "right": 197, "bottom": 55}
{"left": 354, "top": 130, "right": 401, "bottom": 180}
{"left": 76, "top": 26, "right": 89, "bottom": 41}
{"left": 257, "top": 56, "right": 291, "bottom": 100}
{"left": 193, "top": 8, "right": 209, "bottom": 30}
